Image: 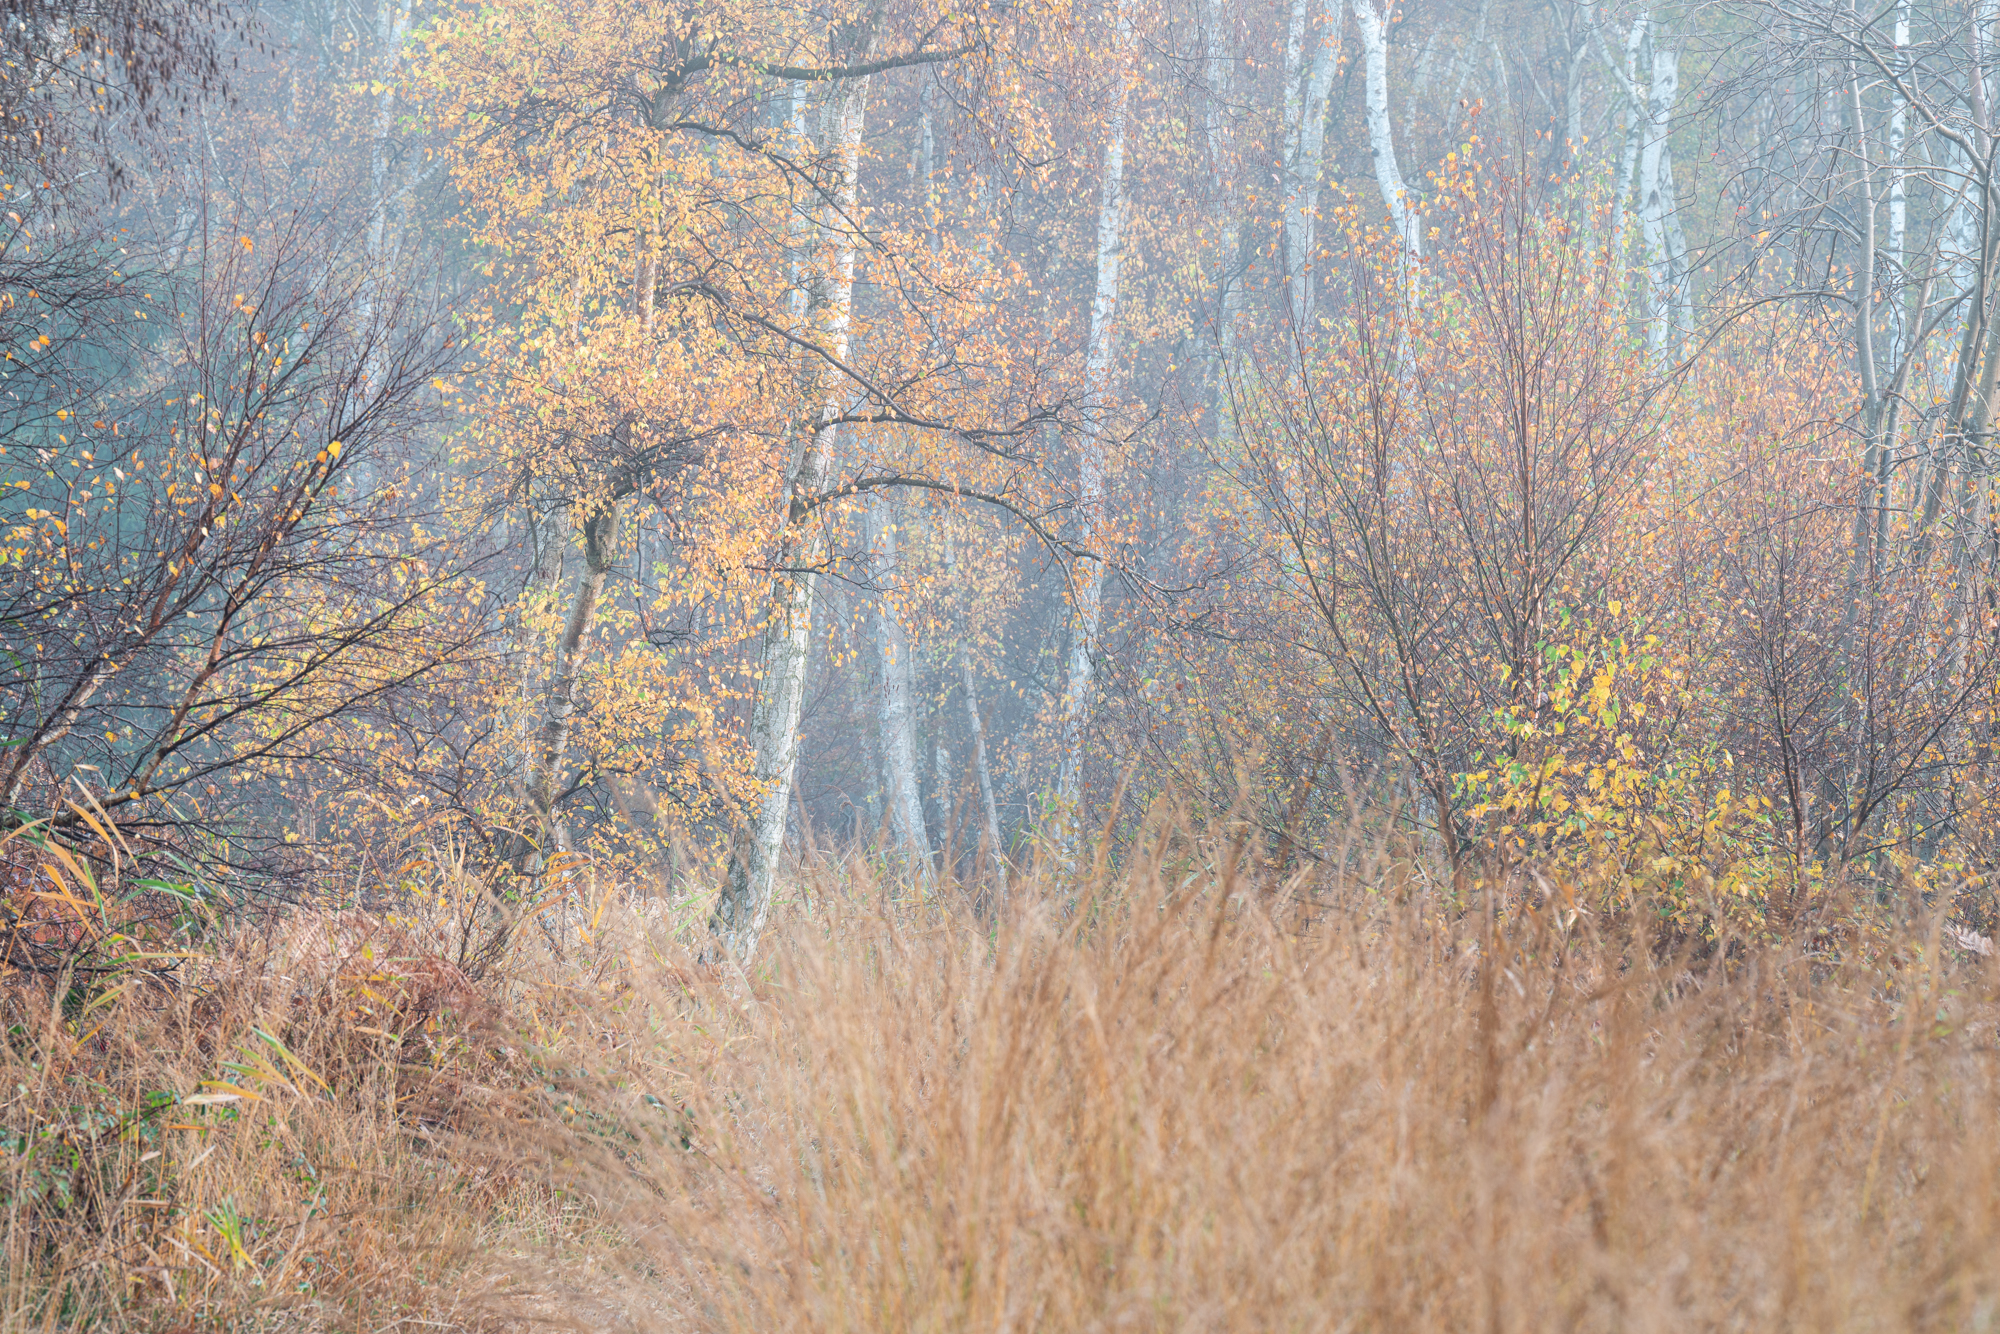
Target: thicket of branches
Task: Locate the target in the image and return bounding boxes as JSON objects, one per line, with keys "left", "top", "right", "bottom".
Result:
{"left": 2, "top": 0, "right": 1998, "bottom": 964}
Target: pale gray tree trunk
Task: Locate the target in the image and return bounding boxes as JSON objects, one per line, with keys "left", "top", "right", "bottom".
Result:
{"left": 1635, "top": 33, "right": 1690, "bottom": 359}
{"left": 519, "top": 501, "right": 623, "bottom": 869}
{"left": 709, "top": 71, "right": 871, "bottom": 959}
{"left": 1053, "top": 0, "right": 1134, "bottom": 833}
{"left": 867, "top": 492, "right": 931, "bottom": 883}
{"left": 365, "top": 0, "right": 411, "bottom": 278}
{"left": 1832, "top": 51, "right": 1888, "bottom": 858}
{"left": 1281, "top": 0, "right": 1309, "bottom": 170}
{"left": 959, "top": 645, "right": 1007, "bottom": 888}
{"left": 349, "top": 0, "right": 413, "bottom": 498}
{"left": 1282, "top": 0, "right": 1342, "bottom": 325}
{"left": 1355, "top": 0, "right": 1422, "bottom": 302}
{"left": 1602, "top": 17, "right": 1647, "bottom": 265}
{"left": 1564, "top": 1, "right": 1595, "bottom": 165}
{"left": 944, "top": 531, "right": 1008, "bottom": 890}
{"left": 1202, "top": 0, "right": 1245, "bottom": 440}
{"left": 1886, "top": 0, "right": 1910, "bottom": 358}
{"left": 500, "top": 505, "right": 569, "bottom": 860}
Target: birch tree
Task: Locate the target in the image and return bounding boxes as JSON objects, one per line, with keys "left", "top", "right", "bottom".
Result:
{"left": 945, "top": 528, "right": 1009, "bottom": 889}
{"left": 1354, "top": 0, "right": 1422, "bottom": 303}
{"left": 866, "top": 491, "right": 932, "bottom": 881}
{"left": 1600, "top": 14, "right": 1690, "bottom": 358}
{"left": 1281, "top": 0, "right": 1343, "bottom": 325}
{"left": 1201, "top": 0, "right": 1240, "bottom": 411}
{"left": 1635, "top": 30, "right": 1691, "bottom": 359}
{"left": 711, "top": 67, "right": 873, "bottom": 954}
{"left": 1053, "top": 0, "right": 1135, "bottom": 831}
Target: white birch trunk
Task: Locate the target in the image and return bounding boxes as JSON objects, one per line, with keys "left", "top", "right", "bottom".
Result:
{"left": 785, "top": 80, "right": 812, "bottom": 331}
{"left": 944, "top": 530, "right": 1008, "bottom": 890}
{"left": 960, "top": 644, "right": 1008, "bottom": 889}
{"left": 1605, "top": 17, "right": 1646, "bottom": 265}
{"left": 1283, "top": 0, "right": 1343, "bottom": 326}
{"left": 350, "top": 0, "right": 412, "bottom": 499}
{"left": 867, "top": 492, "right": 931, "bottom": 882}
{"left": 1886, "top": 0, "right": 1909, "bottom": 359}
{"left": 365, "top": 0, "right": 410, "bottom": 274}
{"left": 1053, "top": 0, "right": 1134, "bottom": 829}
{"left": 1448, "top": 0, "right": 1491, "bottom": 106}
{"left": 1635, "top": 37, "right": 1687, "bottom": 360}
{"left": 1659, "top": 139, "right": 1694, "bottom": 346}
{"left": 1282, "top": 0, "right": 1309, "bottom": 163}
{"left": 1354, "top": 0, "right": 1422, "bottom": 304}
{"left": 709, "top": 72, "right": 870, "bottom": 959}
{"left": 502, "top": 505, "right": 567, "bottom": 855}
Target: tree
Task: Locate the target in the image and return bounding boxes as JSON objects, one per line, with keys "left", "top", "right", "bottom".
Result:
{"left": 1225, "top": 159, "right": 1662, "bottom": 872}
{"left": 0, "top": 208, "right": 480, "bottom": 874}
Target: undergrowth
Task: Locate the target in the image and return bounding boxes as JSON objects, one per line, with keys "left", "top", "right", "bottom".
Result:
{"left": 2, "top": 820, "right": 1999, "bottom": 1330}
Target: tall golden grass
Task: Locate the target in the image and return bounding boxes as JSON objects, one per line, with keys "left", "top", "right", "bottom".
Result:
{"left": 4, "top": 826, "right": 2000, "bottom": 1330}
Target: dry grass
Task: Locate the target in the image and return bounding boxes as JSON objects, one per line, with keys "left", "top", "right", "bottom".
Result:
{"left": 6, "top": 833, "right": 2000, "bottom": 1330}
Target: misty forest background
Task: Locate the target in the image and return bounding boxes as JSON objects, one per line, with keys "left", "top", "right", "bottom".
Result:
{"left": 7, "top": 0, "right": 2000, "bottom": 952}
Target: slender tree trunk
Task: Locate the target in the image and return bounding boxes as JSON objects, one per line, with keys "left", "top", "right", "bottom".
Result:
{"left": 1918, "top": 143, "right": 1997, "bottom": 554}
{"left": 1283, "top": 0, "right": 1342, "bottom": 326}
{"left": 1830, "top": 55, "right": 1884, "bottom": 865}
{"left": 349, "top": 0, "right": 412, "bottom": 498}
{"left": 1281, "top": 0, "right": 1308, "bottom": 176}
{"left": 1202, "top": 0, "right": 1244, "bottom": 440}
{"left": 1355, "top": 0, "right": 1422, "bottom": 303}
{"left": 1605, "top": 17, "right": 1646, "bottom": 267}
{"left": 1636, "top": 32, "right": 1686, "bottom": 360}
{"left": 868, "top": 492, "right": 931, "bottom": 884}
{"left": 785, "top": 80, "right": 812, "bottom": 329}
{"left": 1849, "top": 67, "right": 1881, "bottom": 428}
{"left": 1886, "top": 0, "right": 1909, "bottom": 359}
{"left": 500, "top": 503, "right": 568, "bottom": 852}
{"left": 1659, "top": 138, "right": 1693, "bottom": 346}
{"left": 709, "top": 70, "right": 871, "bottom": 960}
{"left": 945, "top": 530, "right": 1008, "bottom": 891}
{"left": 365, "top": 0, "right": 411, "bottom": 275}
{"left": 959, "top": 645, "right": 1007, "bottom": 887}
{"left": 519, "top": 500, "right": 623, "bottom": 868}
{"left": 1053, "top": 0, "right": 1133, "bottom": 833}
{"left": 1564, "top": 1, "right": 1594, "bottom": 167}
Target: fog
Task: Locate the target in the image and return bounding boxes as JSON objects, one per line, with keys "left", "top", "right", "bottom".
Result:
{"left": 3, "top": 0, "right": 1997, "bottom": 953}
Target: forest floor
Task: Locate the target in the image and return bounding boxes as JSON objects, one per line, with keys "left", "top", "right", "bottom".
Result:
{"left": 6, "top": 846, "right": 2000, "bottom": 1331}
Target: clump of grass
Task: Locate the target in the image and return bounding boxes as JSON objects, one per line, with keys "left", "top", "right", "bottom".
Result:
{"left": 0, "top": 852, "right": 600, "bottom": 1332}
{"left": 535, "top": 840, "right": 2000, "bottom": 1332}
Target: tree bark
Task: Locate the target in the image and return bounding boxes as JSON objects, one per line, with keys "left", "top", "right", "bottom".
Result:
{"left": 945, "top": 529, "right": 1008, "bottom": 892}
{"left": 868, "top": 492, "right": 931, "bottom": 884}
{"left": 1886, "top": 0, "right": 1909, "bottom": 358}
{"left": 1283, "top": 0, "right": 1342, "bottom": 326}
{"left": 1054, "top": 0, "right": 1134, "bottom": 835}
{"left": 1601, "top": 17, "right": 1646, "bottom": 268}
{"left": 708, "top": 68, "right": 870, "bottom": 960}
{"left": 518, "top": 499, "right": 623, "bottom": 869}
{"left": 1354, "top": 0, "right": 1422, "bottom": 303}
{"left": 1564, "top": 1, "right": 1594, "bottom": 168}
{"left": 1635, "top": 32, "right": 1688, "bottom": 359}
